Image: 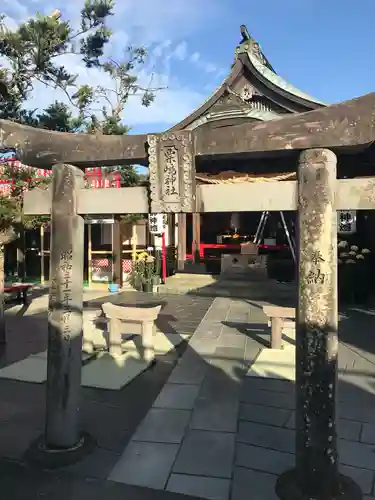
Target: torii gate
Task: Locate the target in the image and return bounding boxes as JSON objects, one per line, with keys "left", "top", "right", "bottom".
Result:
{"left": 1, "top": 92, "right": 374, "bottom": 499}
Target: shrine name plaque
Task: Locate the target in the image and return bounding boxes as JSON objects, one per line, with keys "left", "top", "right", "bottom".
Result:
{"left": 148, "top": 132, "right": 196, "bottom": 213}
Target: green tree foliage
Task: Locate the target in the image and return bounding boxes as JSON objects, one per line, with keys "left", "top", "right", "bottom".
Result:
{"left": 0, "top": 0, "right": 159, "bottom": 245}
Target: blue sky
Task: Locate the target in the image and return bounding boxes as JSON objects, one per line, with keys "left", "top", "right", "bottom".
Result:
{"left": 2, "top": 0, "right": 375, "bottom": 136}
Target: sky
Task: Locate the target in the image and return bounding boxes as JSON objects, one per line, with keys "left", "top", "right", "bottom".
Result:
{"left": 2, "top": 0, "right": 375, "bottom": 136}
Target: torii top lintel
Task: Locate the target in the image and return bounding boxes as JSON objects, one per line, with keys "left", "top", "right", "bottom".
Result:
{"left": 1, "top": 92, "right": 375, "bottom": 168}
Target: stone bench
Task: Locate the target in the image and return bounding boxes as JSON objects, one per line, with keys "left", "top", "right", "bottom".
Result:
{"left": 263, "top": 305, "right": 296, "bottom": 349}
{"left": 83, "top": 303, "right": 162, "bottom": 362}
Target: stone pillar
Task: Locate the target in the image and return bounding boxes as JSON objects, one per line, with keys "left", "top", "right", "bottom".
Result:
{"left": 26, "top": 164, "right": 94, "bottom": 467}
{"left": 276, "top": 149, "right": 361, "bottom": 500}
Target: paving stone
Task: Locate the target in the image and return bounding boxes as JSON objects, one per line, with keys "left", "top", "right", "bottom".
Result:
{"left": 190, "top": 378, "right": 239, "bottom": 432}
{"left": 338, "top": 403, "right": 375, "bottom": 424}
{"left": 167, "top": 361, "right": 208, "bottom": 385}
{"left": 173, "top": 430, "right": 235, "bottom": 478}
{"left": 109, "top": 441, "right": 179, "bottom": 489}
{"left": 240, "top": 387, "right": 295, "bottom": 410}
{"left": 132, "top": 408, "right": 191, "bottom": 444}
{"left": 339, "top": 438, "right": 375, "bottom": 470}
{"left": 217, "top": 334, "right": 246, "bottom": 349}
{"left": 236, "top": 442, "right": 295, "bottom": 474}
{"left": 237, "top": 421, "right": 295, "bottom": 454}
{"left": 167, "top": 474, "right": 231, "bottom": 500}
{"left": 193, "top": 324, "right": 223, "bottom": 339}
{"left": 360, "top": 423, "right": 375, "bottom": 444}
{"left": 285, "top": 413, "right": 362, "bottom": 441}
{"left": 340, "top": 464, "right": 374, "bottom": 495}
{"left": 239, "top": 403, "right": 292, "bottom": 427}
{"left": 244, "top": 338, "right": 263, "bottom": 362}
{"left": 232, "top": 466, "right": 278, "bottom": 500}
{"left": 153, "top": 384, "right": 200, "bottom": 410}
{"left": 188, "top": 339, "right": 217, "bottom": 357}
{"left": 215, "top": 346, "right": 245, "bottom": 361}
{"left": 63, "top": 447, "right": 120, "bottom": 480}
{"left": 242, "top": 376, "right": 294, "bottom": 394}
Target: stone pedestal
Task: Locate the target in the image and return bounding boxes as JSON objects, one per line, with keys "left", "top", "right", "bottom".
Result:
{"left": 220, "top": 254, "right": 268, "bottom": 280}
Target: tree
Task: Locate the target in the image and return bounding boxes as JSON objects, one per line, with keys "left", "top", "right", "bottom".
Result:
{"left": 0, "top": 1, "right": 159, "bottom": 337}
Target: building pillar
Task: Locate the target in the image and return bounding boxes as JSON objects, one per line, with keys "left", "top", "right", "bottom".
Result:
{"left": 177, "top": 213, "right": 186, "bottom": 271}
{"left": 192, "top": 213, "right": 201, "bottom": 263}
{"left": 276, "top": 149, "right": 361, "bottom": 500}
{"left": 112, "top": 216, "right": 123, "bottom": 287}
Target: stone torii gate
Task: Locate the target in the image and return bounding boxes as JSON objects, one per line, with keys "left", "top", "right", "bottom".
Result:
{"left": 2, "top": 92, "right": 375, "bottom": 498}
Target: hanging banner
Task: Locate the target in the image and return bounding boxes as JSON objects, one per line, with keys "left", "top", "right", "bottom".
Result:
{"left": 148, "top": 214, "right": 167, "bottom": 234}
{"left": 337, "top": 210, "right": 357, "bottom": 234}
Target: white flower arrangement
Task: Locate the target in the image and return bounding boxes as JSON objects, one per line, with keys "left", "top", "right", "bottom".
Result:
{"left": 350, "top": 245, "right": 359, "bottom": 252}
{"left": 362, "top": 248, "right": 371, "bottom": 254}
{"left": 356, "top": 254, "right": 365, "bottom": 260}
{"left": 338, "top": 241, "right": 348, "bottom": 248}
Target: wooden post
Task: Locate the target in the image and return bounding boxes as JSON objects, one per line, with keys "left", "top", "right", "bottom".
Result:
{"left": 177, "top": 213, "right": 186, "bottom": 271}
{"left": 27, "top": 164, "right": 94, "bottom": 467}
{"left": 112, "top": 215, "right": 123, "bottom": 287}
{"left": 276, "top": 149, "right": 361, "bottom": 500}
{"left": 192, "top": 213, "right": 201, "bottom": 263}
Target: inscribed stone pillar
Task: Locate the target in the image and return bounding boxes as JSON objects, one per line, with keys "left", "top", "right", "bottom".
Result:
{"left": 45, "top": 163, "right": 85, "bottom": 449}
{"left": 276, "top": 149, "right": 361, "bottom": 500}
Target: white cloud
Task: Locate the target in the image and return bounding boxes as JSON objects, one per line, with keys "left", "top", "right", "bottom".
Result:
{"left": 173, "top": 41, "right": 188, "bottom": 61}
{"left": 190, "top": 52, "right": 200, "bottom": 63}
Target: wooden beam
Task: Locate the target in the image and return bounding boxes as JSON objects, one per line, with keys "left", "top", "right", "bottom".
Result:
{"left": 23, "top": 177, "right": 375, "bottom": 215}
{"left": 0, "top": 120, "right": 148, "bottom": 168}
{"left": 195, "top": 93, "right": 375, "bottom": 157}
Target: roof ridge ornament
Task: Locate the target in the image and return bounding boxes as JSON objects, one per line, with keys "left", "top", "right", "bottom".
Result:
{"left": 235, "top": 24, "right": 275, "bottom": 73}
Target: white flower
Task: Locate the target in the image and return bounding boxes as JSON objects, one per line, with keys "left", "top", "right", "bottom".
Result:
{"left": 350, "top": 245, "right": 359, "bottom": 251}
{"left": 147, "top": 246, "right": 154, "bottom": 252}
{"left": 356, "top": 254, "right": 365, "bottom": 260}
{"left": 349, "top": 251, "right": 356, "bottom": 256}
{"left": 338, "top": 241, "right": 348, "bottom": 248}
{"left": 345, "top": 259, "right": 356, "bottom": 264}
{"left": 362, "top": 248, "right": 371, "bottom": 254}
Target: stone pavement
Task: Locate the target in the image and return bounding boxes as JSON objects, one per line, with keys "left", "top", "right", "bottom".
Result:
{"left": 0, "top": 291, "right": 213, "bottom": 500}
{"left": 106, "top": 298, "right": 375, "bottom": 500}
